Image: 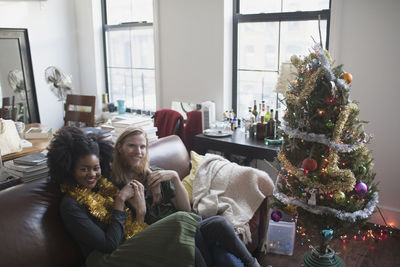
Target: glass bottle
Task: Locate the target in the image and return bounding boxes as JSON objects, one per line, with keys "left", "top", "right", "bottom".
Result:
{"left": 264, "top": 105, "right": 271, "bottom": 122}
{"left": 256, "top": 109, "right": 266, "bottom": 140}
{"left": 260, "top": 100, "right": 266, "bottom": 119}
{"left": 266, "top": 109, "right": 275, "bottom": 139}
{"left": 252, "top": 100, "right": 258, "bottom": 122}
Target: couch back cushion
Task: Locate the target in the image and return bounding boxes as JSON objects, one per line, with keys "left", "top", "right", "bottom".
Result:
{"left": 148, "top": 135, "right": 190, "bottom": 179}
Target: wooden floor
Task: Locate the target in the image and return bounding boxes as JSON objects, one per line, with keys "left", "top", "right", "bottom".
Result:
{"left": 258, "top": 227, "right": 400, "bottom": 267}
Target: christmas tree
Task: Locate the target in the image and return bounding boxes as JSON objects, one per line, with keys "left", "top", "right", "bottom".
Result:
{"left": 272, "top": 44, "right": 379, "bottom": 266}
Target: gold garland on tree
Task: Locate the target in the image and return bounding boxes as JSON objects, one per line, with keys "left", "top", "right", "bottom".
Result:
{"left": 285, "top": 67, "right": 325, "bottom": 106}
{"left": 61, "top": 177, "right": 147, "bottom": 239}
{"left": 285, "top": 52, "right": 331, "bottom": 107}
{"left": 278, "top": 102, "right": 359, "bottom": 192}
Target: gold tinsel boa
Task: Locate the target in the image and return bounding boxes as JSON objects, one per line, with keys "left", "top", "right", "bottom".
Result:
{"left": 61, "top": 177, "right": 147, "bottom": 239}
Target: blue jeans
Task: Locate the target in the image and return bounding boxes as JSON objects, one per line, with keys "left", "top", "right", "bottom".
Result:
{"left": 195, "top": 216, "right": 253, "bottom": 267}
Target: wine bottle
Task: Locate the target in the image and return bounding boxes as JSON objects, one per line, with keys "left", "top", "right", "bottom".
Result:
{"left": 252, "top": 100, "right": 258, "bottom": 121}
{"left": 256, "top": 110, "right": 266, "bottom": 140}
{"left": 264, "top": 105, "right": 271, "bottom": 122}
{"left": 266, "top": 109, "right": 275, "bottom": 138}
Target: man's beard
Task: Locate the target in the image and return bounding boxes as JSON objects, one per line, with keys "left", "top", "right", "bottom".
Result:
{"left": 124, "top": 158, "right": 147, "bottom": 179}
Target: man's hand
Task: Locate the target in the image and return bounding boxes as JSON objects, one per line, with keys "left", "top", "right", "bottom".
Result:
{"left": 146, "top": 170, "right": 179, "bottom": 206}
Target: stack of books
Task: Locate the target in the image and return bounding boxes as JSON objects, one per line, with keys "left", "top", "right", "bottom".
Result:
{"left": 24, "top": 126, "right": 52, "bottom": 139}
{"left": 81, "top": 127, "right": 113, "bottom": 141}
{"left": 0, "top": 168, "right": 22, "bottom": 190}
{"left": 103, "top": 115, "right": 158, "bottom": 144}
{"left": 4, "top": 150, "right": 49, "bottom": 183}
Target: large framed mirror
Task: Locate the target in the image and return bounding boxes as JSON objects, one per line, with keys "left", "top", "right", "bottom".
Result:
{"left": 0, "top": 28, "right": 40, "bottom": 123}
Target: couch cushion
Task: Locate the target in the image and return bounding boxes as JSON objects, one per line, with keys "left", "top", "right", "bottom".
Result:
{"left": 182, "top": 150, "right": 205, "bottom": 203}
{"left": 0, "top": 178, "right": 84, "bottom": 267}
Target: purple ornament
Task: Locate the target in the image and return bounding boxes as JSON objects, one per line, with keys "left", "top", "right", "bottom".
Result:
{"left": 271, "top": 210, "right": 282, "bottom": 222}
{"left": 354, "top": 182, "right": 368, "bottom": 195}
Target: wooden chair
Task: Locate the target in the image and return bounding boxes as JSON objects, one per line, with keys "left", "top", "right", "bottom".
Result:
{"left": 0, "top": 96, "right": 16, "bottom": 120}
{"left": 64, "top": 94, "right": 96, "bottom": 127}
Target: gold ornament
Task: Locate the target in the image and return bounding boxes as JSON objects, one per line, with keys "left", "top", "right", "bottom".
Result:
{"left": 61, "top": 177, "right": 147, "bottom": 239}
{"left": 333, "top": 191, "right": 346, "bottom": 202}
{"left": 284, "top": 204, "right": 298, "bottom": 215}
{"left": 342, "top": 72, "right": 353, "bottom": 84}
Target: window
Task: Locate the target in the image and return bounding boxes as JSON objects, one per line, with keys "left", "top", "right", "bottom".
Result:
{"left": 233, "top": 0, "right": 331, "bottom": 119}
{"left": 102, "top": 0, "right": 156, "bottom": 112}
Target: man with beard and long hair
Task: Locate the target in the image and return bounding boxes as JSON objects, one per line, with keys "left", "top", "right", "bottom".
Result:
{"left": 111, "top": 127, "right": 260, "bottom": 267}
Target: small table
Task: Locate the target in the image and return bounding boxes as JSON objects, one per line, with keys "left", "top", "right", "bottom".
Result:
{"left": 194, "top": 129, "right": 280, "bottom": 164}
{"left": 1, "top": 123, "right": 53, "bottom": 163}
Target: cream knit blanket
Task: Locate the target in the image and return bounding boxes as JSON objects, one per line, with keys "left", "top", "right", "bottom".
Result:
{"left": 192, "top": 154, "right": 274, "bottom": 243}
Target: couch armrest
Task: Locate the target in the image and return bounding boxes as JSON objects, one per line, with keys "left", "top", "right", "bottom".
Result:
{"left": 246, "top": 198, "right": 269, "bottom": 255}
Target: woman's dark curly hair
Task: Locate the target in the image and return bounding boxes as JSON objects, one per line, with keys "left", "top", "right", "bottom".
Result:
{"left": 47, "top": 126, "right": 114, "bottom": 185}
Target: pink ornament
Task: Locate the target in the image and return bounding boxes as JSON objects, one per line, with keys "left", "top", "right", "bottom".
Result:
{"left": 271, "top": 210, "right": 282, "bottom": 222}
{"left": 354, "top": 182, "right": 368, "bottom": 195}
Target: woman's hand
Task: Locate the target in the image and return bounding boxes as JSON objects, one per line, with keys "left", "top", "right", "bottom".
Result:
{"left": 114, "top": 182, "right": 135, "bottom": 211}
{"left": 126, "top": 180, "right": 147, "bottom": 222}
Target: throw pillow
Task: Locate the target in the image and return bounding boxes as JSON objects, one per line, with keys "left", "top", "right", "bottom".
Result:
{"left": 182, "top": 150, "right": 204, "bottom": 204}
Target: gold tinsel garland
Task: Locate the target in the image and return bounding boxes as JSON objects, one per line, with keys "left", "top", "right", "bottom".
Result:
{"left": 285, "top": 67, "right": 325, "bottom": 106}
{"left": 332, "top": 103, "right": 358, "bottom": 142}
{"left": 61, "top": 177, "right": 147, "bottom": 239}
{"left": 278, "top": 103, "right": 360, "bottom": 192}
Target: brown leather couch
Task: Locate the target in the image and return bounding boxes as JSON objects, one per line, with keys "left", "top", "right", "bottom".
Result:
{"left": 0, "top": 135, "right": 269, "bottom": 267}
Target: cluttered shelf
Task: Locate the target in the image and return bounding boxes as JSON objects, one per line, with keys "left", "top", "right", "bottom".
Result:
{"left": 1, "top": 123, "right": 53, "bottom": 190}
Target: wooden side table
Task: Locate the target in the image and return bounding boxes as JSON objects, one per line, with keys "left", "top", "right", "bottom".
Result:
{"left": 1, "top": 123, "right": 54, "bottom": 163}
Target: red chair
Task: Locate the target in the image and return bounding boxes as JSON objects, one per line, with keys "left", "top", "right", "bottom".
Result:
{"left": 183, "top": 110, "right": 202, "bottom": 152}
{"left": 153, "top": 109, "right": 184, "bottom": 139}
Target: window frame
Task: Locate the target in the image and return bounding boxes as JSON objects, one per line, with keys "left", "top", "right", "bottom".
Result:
{"left": 101, "top": 0, "right": 156, "bottom": 113}
{"left": 232, "top": 0, "right": 331, "bottom": 115}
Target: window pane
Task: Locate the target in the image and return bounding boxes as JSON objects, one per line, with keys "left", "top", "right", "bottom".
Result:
{"left": 279, "top": 20, "right": 327, "bottom": 63}
{"left": 108, "top": 68, "right": 132, "bottom": 104}
{"left": 106, "top": 0, "right": 153, "bottom": 25}
{"left": 132, "top": 69, "right": 156, "bottom": 111}
{"left": 240, "top": 0, "right": 281, "bottom": 14}
{"left": 283, "top": 0, "right": 330, "bottom": 12}
{"left": 238, "top": 22, "right": 279, "bottom": 71}
{"left": 130, "top": 28, "right": 154, "bottom": 69}
{"left": 108, "top": 68, "right": 156, "bottom": 111}
{"left": 107, "top": 28, "right": 154, "bottom": 69}
{"left": 237, "top": 71, "right": 278, "bottom": 119}
{"left": 106, "top": 30, "right": 131, "bottom": 68}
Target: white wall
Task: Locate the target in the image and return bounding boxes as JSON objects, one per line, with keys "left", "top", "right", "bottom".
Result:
{"left": 330, "top": 0, "right": 400, "bottom": 226}
{"left": 74, "top": 0, "right": 106, "bottom": 115}
{"left": 157, "top": 0, "right": 230, "bottom": 119}
{"left": 0, "top": 1, "right": 81, "bottom": 128}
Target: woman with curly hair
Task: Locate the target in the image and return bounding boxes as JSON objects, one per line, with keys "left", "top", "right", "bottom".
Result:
{"left": 47, "top": 126, "right": 200, "bottom": 267}
{"left": 111, "top": 127, "right": 261, "bottom": 267}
